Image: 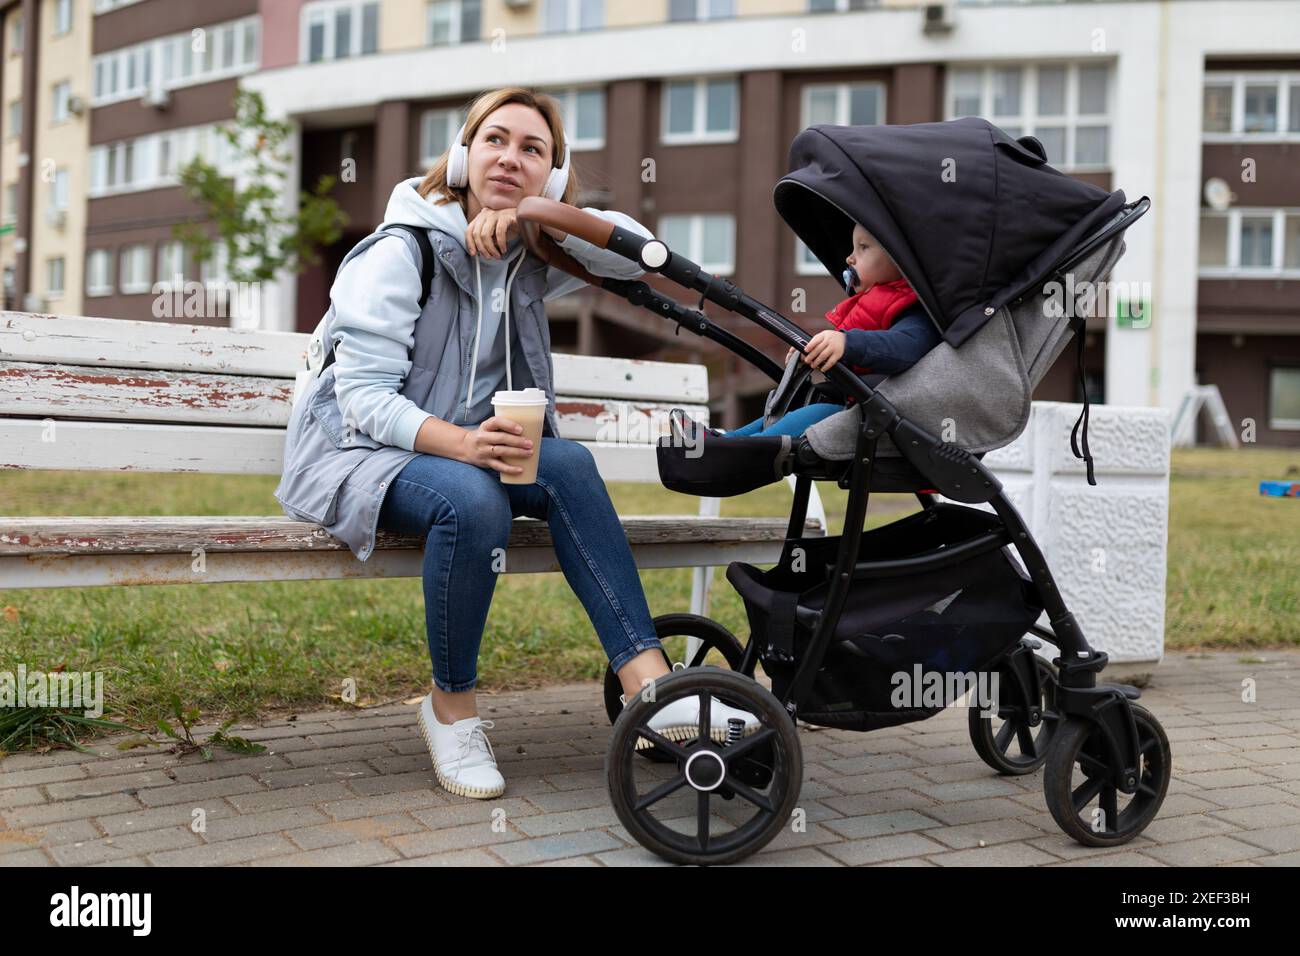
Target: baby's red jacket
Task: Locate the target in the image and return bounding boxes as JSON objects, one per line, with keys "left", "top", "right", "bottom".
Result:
{"left": 823, "top": 277, "right": 919, "bottom": 375}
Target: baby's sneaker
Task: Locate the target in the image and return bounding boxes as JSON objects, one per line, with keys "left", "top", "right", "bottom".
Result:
{"left": 620, "top": 689, "right": 762, "bottom": 750}
{"left": 667, "top": 407, "right": 725, "bottom": 445}
{"left": 417, "top": 694, "right": 505, "bottom": 799}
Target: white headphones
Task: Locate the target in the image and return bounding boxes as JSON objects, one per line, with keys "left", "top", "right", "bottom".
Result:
{"left": 445, "top": 119, "right": 571, "bottom": 202}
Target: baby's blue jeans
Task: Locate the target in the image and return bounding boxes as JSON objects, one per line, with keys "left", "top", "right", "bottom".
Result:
{"left": 725, "top": 402, "right": 845, "bottom": 438}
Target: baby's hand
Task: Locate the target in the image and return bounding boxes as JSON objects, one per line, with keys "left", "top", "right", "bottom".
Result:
{"left": 802, "top": 330, "right": 846, "bottom": 372}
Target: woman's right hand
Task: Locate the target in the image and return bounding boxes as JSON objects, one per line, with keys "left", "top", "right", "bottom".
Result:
{"left": 457, "top": 416, "right": 535, "bottom": 475}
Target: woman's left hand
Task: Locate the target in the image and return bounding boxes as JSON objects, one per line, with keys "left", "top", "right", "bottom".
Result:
{"left": 802, "top": 330, "right": 846, "bottom": 372}
{"left": 466, "top": 207, "right": 520, "bottom": 259}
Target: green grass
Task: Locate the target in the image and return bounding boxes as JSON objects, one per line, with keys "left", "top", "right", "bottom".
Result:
{"left": 1164, "top": 447, "right": 1300, "bottom": 647}
{"left": 1, "top": 446, "right": 1296, "bottom": 748}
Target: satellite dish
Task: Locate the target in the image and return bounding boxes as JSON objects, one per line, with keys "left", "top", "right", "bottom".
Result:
{"left": 1203, "top": 177, "right": 1233, "bottom": 211}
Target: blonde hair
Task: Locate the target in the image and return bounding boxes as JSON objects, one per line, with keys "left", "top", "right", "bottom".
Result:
{"left": 417, "top": 87, "right": 580, "bottom": 217}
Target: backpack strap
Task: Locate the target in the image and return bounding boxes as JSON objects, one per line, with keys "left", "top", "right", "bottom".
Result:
{"left": 321, "top": 224, "right": 436, "bottom": 372}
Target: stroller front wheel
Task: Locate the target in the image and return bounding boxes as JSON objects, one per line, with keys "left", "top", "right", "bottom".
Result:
{"left": 1043, "top": 703, "right": 1171, "bottom": 847}
{"left": 606, "top": 669, "right": 802, "bottom": 866}
{"left": 968, "top": 654, "right": 1060, "bottom": 775}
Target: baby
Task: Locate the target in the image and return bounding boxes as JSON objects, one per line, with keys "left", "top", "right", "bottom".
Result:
{"left": 712, "top": 222, "right": 941, "bottom": 439}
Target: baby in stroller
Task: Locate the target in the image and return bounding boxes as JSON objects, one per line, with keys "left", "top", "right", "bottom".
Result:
{"left": 698, "top": 222, "right": 940, "bottom": 440}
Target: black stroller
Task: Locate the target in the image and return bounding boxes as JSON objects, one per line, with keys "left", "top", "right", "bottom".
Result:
{"left": 517, "top": 116, "right": 1170, "bottom": 866}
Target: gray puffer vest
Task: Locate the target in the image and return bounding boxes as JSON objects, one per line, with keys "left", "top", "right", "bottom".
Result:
{"left": 274, "top": 227, "right": 560, "bottom": 562}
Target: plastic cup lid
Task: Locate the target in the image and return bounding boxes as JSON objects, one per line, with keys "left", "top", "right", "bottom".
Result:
{"left": 493, "top": 387, "right": 548, "bottom": 405}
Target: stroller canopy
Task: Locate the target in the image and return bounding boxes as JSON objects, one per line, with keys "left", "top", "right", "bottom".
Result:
{"left": 773, "top": 117, "right": 1127, "bottom": 347}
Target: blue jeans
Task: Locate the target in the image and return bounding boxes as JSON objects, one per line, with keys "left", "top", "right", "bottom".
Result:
{"left": 375, "top": 437, "right": 663, "bottom": 692}
{"left": 726, "top": 402, "right": 844, "bottom": 438}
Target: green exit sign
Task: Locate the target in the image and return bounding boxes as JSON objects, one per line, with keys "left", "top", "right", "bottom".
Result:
{"left": 1115, "top": 294, "right": 1151, "bottom": 329}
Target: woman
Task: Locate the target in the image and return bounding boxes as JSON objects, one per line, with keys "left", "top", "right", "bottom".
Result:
{"left": 275, "top": 87, "right": 756, "bottom": 800}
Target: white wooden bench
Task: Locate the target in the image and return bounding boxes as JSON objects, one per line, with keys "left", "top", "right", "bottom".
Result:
{"left": 0, "top": 311, "right": 825, "bottom": 620}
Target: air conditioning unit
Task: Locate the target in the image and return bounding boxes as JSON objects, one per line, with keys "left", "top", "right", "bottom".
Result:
{"left": 503, "top": 0, "right": 531, "bottom": 8}
{"left": 45, "top": 208, "right": 67, "bottom": 230}
{"left": 67, "top": 95, "right": 87, "bottom": 116}
{"left": 922, "top": 1, "right": 955, "bottom": 35}
{"left": 142, "top": 87, "right": 170, "bottom": 109}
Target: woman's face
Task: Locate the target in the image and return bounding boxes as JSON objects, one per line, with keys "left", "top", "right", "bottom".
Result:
{"left": 465, "top": 103, "right": 556, "bottom": 217}
{"left": 845, "top": 223, "right": 902, "bottom": 290}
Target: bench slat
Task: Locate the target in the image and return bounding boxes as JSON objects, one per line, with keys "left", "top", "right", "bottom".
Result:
{"left": 0, "top": 363, "right": 705, "bottom": 435}
{"left": 0, "top": 418, "right": 673, "bottom": 479}
{"left": 0, "top": 361, "right": 294, "bottom": 427}
{"left": 1, "top": 314, "right": 711, "bottom": 404}
{"left": 1, "top": 311, "right": 305, "bottom": 377}
{"left": 0, "top": 514, "right": 821, "bottom": 556}
{"left": 0, "top": 538, "right": 802, "bottom": 589}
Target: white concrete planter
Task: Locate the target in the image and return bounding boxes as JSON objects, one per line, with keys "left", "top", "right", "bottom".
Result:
{"left": 981, "top": 402, "right": 1172, "bottom": 665}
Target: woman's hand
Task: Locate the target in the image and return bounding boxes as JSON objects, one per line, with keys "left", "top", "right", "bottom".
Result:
{"left": 457, "top": 416, "right": 534, "bottom": 475}
{"left": 802, "top": 330, "right": 847, "bottom": 372}
{"left": 466, "top": 207, "right": 520, "bottom": 259}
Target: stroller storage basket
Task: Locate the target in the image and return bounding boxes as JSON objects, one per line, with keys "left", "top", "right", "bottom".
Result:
{"left": 726, "top": 504, "right": 1043, "bottom": 731}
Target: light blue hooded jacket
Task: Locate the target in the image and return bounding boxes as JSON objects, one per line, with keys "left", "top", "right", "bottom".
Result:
{"left": 273, "top": 177, "right": 654, "bottom": 561}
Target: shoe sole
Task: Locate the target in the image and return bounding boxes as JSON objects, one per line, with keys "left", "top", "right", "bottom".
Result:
{"left": 417, "top": 703, "right": 506, "bottom": 799}
{"left": 633, "top": 723, "right": 760, "bottom": 751}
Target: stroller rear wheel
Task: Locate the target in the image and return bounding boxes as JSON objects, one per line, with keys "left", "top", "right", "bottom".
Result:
{"left": 603, "top": 613, "right": 745, "bottom": 764}
{"left": 606, "top": 669, "right": 802, "bottom": 866}
{"left": 1043, "top": 703, "right": 1171, "bottom": 847}
{"left": 968, "top": 654, "right": 1059, "bottom": 775}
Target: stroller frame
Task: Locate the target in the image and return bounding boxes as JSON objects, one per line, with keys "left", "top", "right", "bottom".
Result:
{"left": 517, "top": 192, "right": 1166, "bottom": 865}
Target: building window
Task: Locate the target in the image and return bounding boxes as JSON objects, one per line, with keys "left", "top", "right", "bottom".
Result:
{"left": 802, "top": 82, "right": 885, "bottom": 128}
{"left": 7, "top": 99, "right": 19, "bottom": 137}
{"left": 669, "top": 0, "right": 736, "bottom": 20}
{"left": 93, "top": 17, "right": 258, "bottom": 107}
{"left": 541, "top": 0, "right": 602, "bottom": 33}
{"left": 91, "top": 122, "right": 236, "bottom": 198}
{"left": 427, "top": 0, "right": 481, "bottom": 45}
{"left": 543, "top": 87, "right": 604, "bottom": 151}
{"left": 50, "top": 168, "right": 70, "bottom": 211}
{"left": 947, "top": 61, "right": 1111, "bottom": 170}
{"left": 808, "top": 0, "right": 872, "bottom": 10}
{"left": 52, "top": 81, "right": 72, "bottom": 124}
{"left": 658, "top": 213, "right": 735, "bottom": 275}
{"left": 1199, "top": 209, "right": 1300, "bottom": 277}
{"left": 795, "top": 238, "right": 826, "bottom": 276}
{"left": 119, "top": 244, "right": 152, "bottom": 294}
{"left": 662, "top": 77, "right": 738, "bottom": 144}
{"left": 46, "top": 257, "right": 66, "bottom": 299}
{"left": 54, "top": 0, "right": 74, "bottom": 36}
{"left": 3, "top": 183, "right": 16, "bottom": 224}
{"left": 1270, "top": 367, "right": 1300, "bottom": 431}
{"left": 1203, "top": 72, "right": 1300, "bottom": 140}
{"left": 200, "top": 242, "right": 230, "bottom": 285}
{"left": 418, "top": 108, "right": 464, "bottom": 167}
{"left": 303, "top": 1, "right": 379, "bottom": 63}
{"left": 10, "top": 12, "right": 23, "bottom": 54}
{"left": 86, "top": 249, "right": 113, "bottom": 297}
{"left": 94, "top": 0, "right": 147, "bottom": 11}
{"left": 157, "top": 240, "right": 185, "bottom": 289}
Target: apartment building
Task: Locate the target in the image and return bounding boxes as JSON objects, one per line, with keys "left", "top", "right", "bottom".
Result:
{"left": 6, "top": 1, "right": 1297, "bottom": 440}
{"left": 1, "top": 0, "right": 93, "bottom": 316}
{"left": 83, "top": 0, "right": 260, "bottom": 324}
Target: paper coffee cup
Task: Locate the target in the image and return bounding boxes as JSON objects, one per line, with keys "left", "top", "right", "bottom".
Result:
{"left": 491, "top": 388, "right": 547, "bottom": 484}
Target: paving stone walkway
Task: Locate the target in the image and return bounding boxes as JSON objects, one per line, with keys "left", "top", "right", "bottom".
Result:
{"left": 3, "top": 650, "right": 1299, "bottom": 867}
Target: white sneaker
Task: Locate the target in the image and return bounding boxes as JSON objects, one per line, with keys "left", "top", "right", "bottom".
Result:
{"left": 620, "top": 690, "right": 762, "bottom": 750}
{"left": 417, "top": 694, "right": 505, "bottom": 799}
